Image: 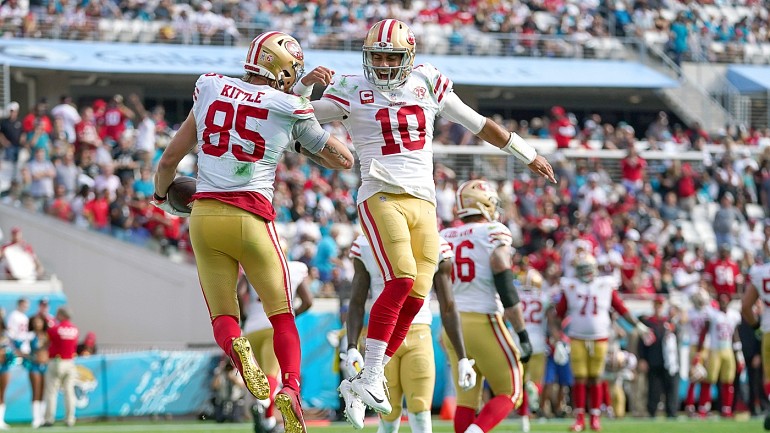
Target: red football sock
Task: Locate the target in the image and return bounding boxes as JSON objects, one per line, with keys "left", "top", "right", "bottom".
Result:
{"left": 454, "top": 406, "right": 476, "bottom": 433}
{"left": 588, "top": 383, "right": 601, "bottom": 416}
{"left": 721, "top": 383, "right": 734, "bottom": 414}
{"left": 266, "top": 375, "right": 279, "bottom": 417}
{"left": 601, "top": 381, "right": 611, "bottom": 407}
{"left": 764, "top": 382, "right": 770, "bottom": 401}
{"left": 698, "top": 382, "right": 712, "bottom": 412}
{"left": 212, "top": 315, "right": 241, "bottom": 358}
{"left": 518, "top": 389, "right": 529, "bottom": 416}
{"left": 474, "top": 395, "right": 515, "bottom": 432}
{"left": 573, "top": 382, "right": 586, "bottom": 421}
{"left": 367, "top": 277, "right": 413, "bottom": 342}
{"left": 386, "top": 295, "right": 424, "bottom": 356}
{"left": 685, "top": 382, "right": 696, "bottom": 407}
{"left": 269, "top": 313, "right": 301, "bottom": 391}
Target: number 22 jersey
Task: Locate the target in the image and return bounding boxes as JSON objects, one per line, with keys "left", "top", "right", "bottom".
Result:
{"left": 321, "top": 64, "right": 453, "bottom": 205}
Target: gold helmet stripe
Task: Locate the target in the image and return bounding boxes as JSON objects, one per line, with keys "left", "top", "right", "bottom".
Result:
{"left": 245, "top": 31, "right": 281, "bottom": 73}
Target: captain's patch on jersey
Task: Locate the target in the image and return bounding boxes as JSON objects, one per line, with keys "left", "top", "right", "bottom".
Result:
{"left": 360, "top": 90, "right": 374, "bottom": 104}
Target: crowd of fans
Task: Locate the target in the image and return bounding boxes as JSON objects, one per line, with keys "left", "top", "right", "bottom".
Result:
{"left": 0, "top": 0, "right": 765, "bottom": 63}
{"left": 2, "top": 93, "right": 770, "bottom": 301}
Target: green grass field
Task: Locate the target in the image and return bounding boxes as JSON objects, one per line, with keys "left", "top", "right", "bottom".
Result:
{"left": 5, "top": 418, "right": 767, "bottom": 433}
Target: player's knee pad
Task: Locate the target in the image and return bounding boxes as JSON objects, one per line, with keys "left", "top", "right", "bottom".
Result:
{"left": 394, "top": 254, "right": 418, "bottom": 280}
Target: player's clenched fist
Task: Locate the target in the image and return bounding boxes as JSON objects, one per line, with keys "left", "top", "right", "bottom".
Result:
{"left": 457, "top": 358, "right": 477, "bottom": 391}
{"left": 301, "top": 66, "right": 335, "bottom": 87}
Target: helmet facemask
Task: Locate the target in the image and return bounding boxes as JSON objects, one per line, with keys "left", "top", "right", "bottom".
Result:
{"left": 362, "top": 19, "right": 416, "bottom": 91}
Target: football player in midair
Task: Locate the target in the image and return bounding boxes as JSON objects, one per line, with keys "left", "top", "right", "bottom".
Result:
{"left": 440, "top": 180, "right": 532, "bottom": 433}
{"left": 239, "top": 256, "right": 314, "bottom": 433}
{"left": 152, "top": 31, "right": 354, "bottom": 433}
{"left": 553, "top": 254, "right": 653, "bottom": 432}
{"left": 340, "top": 234, "right": 475, "bottom": 431}
{"left": 299, "top": 18, "right": 556, "bottom": 417}
{"left": 742, "top": 259, "right": 770, "bottom": 429}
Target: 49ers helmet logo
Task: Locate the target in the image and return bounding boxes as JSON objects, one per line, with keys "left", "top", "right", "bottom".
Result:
{"left": 285, "top": 40, "right": 304, "bottom": 60}
{"left": 406, "top": 30, "right": 415, "bottom": 46}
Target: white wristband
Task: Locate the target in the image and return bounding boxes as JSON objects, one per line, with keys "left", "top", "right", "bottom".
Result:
{"left": 501, "top": 132, "right": 537, "bottom": 164}
{"left": 293, "top": 80, "right": 314, "bottom": 98}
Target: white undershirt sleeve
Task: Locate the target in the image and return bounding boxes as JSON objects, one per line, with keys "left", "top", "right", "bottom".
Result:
{"left": 440, "top": 91, "right": 486, "bottom": 135}
{"left": 310, "top": 99, "right": 348, "bottom": 124}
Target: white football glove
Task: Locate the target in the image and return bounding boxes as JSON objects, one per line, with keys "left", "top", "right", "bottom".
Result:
{"left": 553, "top": 340, "right": 570, "bottom": 366}
{"left": 340, "top": 348, "right": 364, "bottom": 378}
{"left": 457, "top": 358, "right": 477, "bottom": 391}
{"left": 635, "top": 322, "right": 656, "bottom": 345}
{"left": 151, "top": 193, "right": 191, "bottom": 217}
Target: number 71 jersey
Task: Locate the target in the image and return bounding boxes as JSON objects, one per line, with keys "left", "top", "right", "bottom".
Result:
{"left": 321, "top": 64, "right": 453, "bottom": 205}
{"left": 557, "top": 276, "right": 628, "bottom": 340}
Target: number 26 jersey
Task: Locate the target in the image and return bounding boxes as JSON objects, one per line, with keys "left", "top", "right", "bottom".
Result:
{"left": 321, "top": 64, "right": 453, "bottom": 205}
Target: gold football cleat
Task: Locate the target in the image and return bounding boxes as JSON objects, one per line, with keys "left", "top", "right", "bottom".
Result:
{"left": 232, "top": 337, "right": 269, "bottom": 400}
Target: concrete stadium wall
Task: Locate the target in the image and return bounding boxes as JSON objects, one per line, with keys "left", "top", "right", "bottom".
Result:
{"left": 0, "top": 203, "right": 212, "bottom": 347}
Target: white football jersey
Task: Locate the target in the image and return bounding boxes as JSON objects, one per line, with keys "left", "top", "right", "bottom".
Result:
{"left": 440, "top": 222, "right": 513, "bottom": 315}
{"left": 706, "top": 307, "right": 741, "bottom": 351}
{"left": 559, "top": 276, "right": 620, "bottom": 340}
{"left": 192, "top": 73, "right": 321, "bottom": 202}
{"left": 748, "top": 262, "right": 770, "bottom": 332}
{"left": 350, "top": 234, "right": 453, "bottom": 325}
{"left": 243, "top": 261, "right": 308, "bottom": 334}
{"left": 321, "top": 64, "right": 453, "bottom": 204}
{"left": 685, "top": 307, "right": 712, "bottom": 347}
{"left": 519, "top": 289, "right": 550, "bottom": 354}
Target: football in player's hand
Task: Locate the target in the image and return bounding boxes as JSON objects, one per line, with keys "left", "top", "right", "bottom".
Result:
{"left": 167, "top": 176, "right": 196, "bottom": 214}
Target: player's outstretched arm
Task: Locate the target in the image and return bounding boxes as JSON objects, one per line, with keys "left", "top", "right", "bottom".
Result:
{"left": 434, "top": 258, "right": 467, "bottom": 359}
{"left": 440, "top": 92, "right": 556, "bottom": 183}
{"left": 154, "top": 109, "right": 198, "bottom": 197}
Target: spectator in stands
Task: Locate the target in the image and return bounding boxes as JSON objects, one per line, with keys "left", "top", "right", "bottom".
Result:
{"left": 638, "top": 296, "right": 679, "bottom": 418}
{"left": 704, "top": 243, "right": 743, "bottom": 297}
{"left": 620, "top": 146, "right": 647, "bottom": 196}
{"left": 21, "top": 100, "right": 52, "bottom": 136}
{"left": 26, "top": 147, "right": 56, "bottom": 210}
{"left": 549, "top": 106, "right": 575, "bottom": 150}
{"left": 713, "top": 192, "right": 745, "bottom": 248}
{"left": 0, "top": 227, "right": 45, "bottom": 280}
{"left": 76, "top": 332, "right": 97, "bottom": 357}
{"left": 668, "top": 13, "right": 690, "bottom": 67}
{"left": 311, "top": 224, "right": 340, "bottom": 283}
{"left": 43, "top": 306, "right": 79, "bottom": 428}
{"left": 0, "top": 101, "right": 22, "bottom": 162}
{"left": 54, "top": 149, "right": 80, "bottom": 199}
{"left": 102, "top": 95, "right": 134, "bottom": 145}
{"left": 50, "top": 95, "right": 81, "bottom": 145}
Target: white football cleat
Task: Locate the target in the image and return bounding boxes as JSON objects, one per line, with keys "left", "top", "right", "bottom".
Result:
{"left": 521, "top": 415, "right": 531, "bottom": 432}
{"left": 350, "top": 367, "right": 392, "bottom": 415}
{"left": 339, "top": 379, "right": 366, "bottom": 430}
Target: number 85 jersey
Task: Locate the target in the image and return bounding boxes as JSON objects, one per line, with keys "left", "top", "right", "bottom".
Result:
{"left": 193, "top": 73, "right": 319, "bottom": 201}
{"left": 321, "top": 64, "right": 453, "bottom": 205}
{"left": 556, "top": 276, "right": 629, "bottom": 341}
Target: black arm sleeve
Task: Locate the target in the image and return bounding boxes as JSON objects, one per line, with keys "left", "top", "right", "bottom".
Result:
{"left": 493, "top": 269, "right": 519, "bottom": 308}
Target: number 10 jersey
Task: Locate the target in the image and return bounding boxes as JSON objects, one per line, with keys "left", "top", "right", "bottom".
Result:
{"left": 321, "top": 64, "right": 453, "bottom": 205}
